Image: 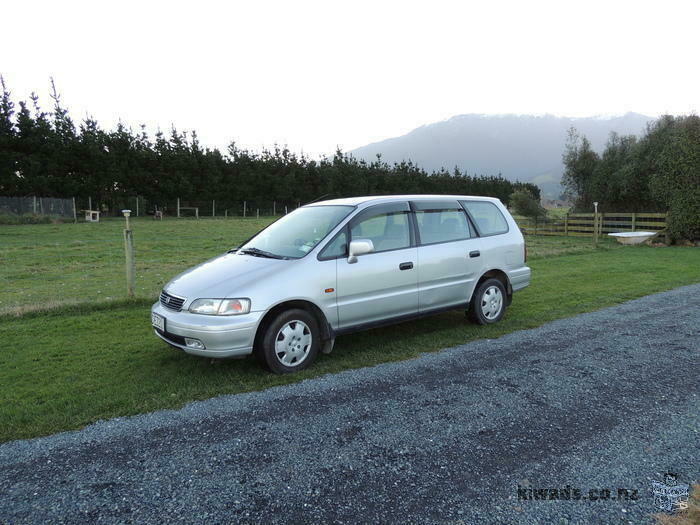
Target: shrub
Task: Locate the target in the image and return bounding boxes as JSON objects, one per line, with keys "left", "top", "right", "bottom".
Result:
{"left": 510, "top": 189, "right": 547, "bottom": 220}
{"left": 649, "top": 116, "right": 700, "bottom": 241}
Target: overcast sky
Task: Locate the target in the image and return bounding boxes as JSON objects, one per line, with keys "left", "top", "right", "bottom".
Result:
{"left": 3, "top": 0, "right": 698, "bottom": 157}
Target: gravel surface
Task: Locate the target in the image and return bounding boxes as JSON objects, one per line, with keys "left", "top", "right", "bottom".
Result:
{"left": 1, "top": 284, "right": 699, "bottom": 524}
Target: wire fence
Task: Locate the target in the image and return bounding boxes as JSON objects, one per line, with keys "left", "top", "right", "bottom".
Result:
{"left": 72, "top": 196, "right": 304, "bottom": 219}
{"left": 0, "top": 195, "right": 305, "bottom": 222}
{"left": 0, "top": 196, "right": 76, "bottom": 218}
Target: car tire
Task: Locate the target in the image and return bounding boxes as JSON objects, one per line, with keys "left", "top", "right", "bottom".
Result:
{"left": 468, "top": 278, "right": 507, "bottom": 325}
{"left": 256, "top": 309, "right": 321, "bottom": 374}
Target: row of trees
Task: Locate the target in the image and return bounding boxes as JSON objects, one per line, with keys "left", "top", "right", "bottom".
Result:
{"left": 0, "top": 77, "right": 539, "bottom": 213}
{"left": 562, "top": 115, "right": 699, "bottom": 240}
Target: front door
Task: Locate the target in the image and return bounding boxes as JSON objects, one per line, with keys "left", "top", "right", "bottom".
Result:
{"left": 336, "top": 203, "right": 418, "bottom": 328}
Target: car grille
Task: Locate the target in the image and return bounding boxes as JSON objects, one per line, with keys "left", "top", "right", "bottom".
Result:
{"left": 160, "top": 290, "right": 186, "bottom": 311}
{"left": 155, "top": 328, "right": 187, "bottom": 346}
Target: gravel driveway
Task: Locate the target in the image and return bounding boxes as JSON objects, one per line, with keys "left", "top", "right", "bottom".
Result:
{"left": 1, "top": 284, "right": 699, "bottom": 525}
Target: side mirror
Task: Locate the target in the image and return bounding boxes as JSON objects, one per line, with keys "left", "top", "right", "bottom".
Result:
{"left": 347, "top": 239, "right": 374, "bottom": 264}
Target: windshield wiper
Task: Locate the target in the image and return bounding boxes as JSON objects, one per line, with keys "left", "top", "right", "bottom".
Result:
{"left": 237, "top": 247, "right": 286, "bottom": 259}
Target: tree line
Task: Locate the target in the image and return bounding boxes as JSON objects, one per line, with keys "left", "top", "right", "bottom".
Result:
{"left": 562, "top": 114, "right": 699, "bottom": 240}
{"left": 0, "top": 77, "right": 539, "bottom": 214}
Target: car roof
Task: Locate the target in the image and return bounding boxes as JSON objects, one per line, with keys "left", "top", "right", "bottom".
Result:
{"left": 309, "top": 194, "right": 502, "bottom": 209}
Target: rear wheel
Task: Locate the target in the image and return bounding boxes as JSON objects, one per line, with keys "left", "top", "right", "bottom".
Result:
{"left": 256, "top": 309, "right": 320, "bottom": 373}
{"left": 468, "top": 278, "right": 507, "bottom": 325}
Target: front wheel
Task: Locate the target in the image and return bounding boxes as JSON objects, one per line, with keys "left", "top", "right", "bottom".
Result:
{"left": 256, "top": 309, "right": 320, "bottom": 374}
{"left": 468, "top": 278, "right": 507, "bottom": 325}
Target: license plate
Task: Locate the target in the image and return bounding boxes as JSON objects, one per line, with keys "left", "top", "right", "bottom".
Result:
{"left": 151, "top": 312, "right": 166, "bottom": 331}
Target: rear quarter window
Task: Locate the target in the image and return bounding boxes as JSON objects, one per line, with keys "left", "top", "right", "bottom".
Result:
{"left": 461, "top": 201, "right": 509, "bottom": 236}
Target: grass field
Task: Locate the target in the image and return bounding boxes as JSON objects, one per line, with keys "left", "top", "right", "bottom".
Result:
{"left": 0, "top": 217, "right": 275, "bottom": 314}
{"left": 1, "top": 218, "right": 699, "bottom": 443}
{"left": 0, "top": 217, "right": 621, "bottom": 315}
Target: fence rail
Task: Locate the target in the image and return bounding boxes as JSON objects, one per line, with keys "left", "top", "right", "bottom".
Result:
{"left": 513, "top": 212, "right": 668, "bottom": 240}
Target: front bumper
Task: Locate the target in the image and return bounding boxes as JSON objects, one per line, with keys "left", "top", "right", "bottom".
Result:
{"left": 151, "top": 302, "right": 263, "bottom": 358}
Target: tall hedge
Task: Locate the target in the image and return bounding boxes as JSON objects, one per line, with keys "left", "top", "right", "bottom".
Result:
{"left": 0, "top": 78, "right": 539, "bottom": 210}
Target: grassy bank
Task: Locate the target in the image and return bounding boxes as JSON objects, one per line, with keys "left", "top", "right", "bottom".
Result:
{"left": 2, "top": 242, "right": 698, "bottom": 442}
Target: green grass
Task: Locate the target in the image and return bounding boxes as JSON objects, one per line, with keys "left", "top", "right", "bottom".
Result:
{"left": 1, "top": 227, "right": 698, "bottom": 442}
{"left": 0, "top": 217, "right": 276, "bottom": 314}
{"left": 0, "top": 217, "right": 622, "bottom": 315}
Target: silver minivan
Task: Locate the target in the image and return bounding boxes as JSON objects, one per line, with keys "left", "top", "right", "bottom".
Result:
{"left": 151, "top": 195, "right": 530, "bottom": 373}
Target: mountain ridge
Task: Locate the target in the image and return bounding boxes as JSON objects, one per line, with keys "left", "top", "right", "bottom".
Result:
{"left": 349, "top": 112, "right": 655, "bottom": 198}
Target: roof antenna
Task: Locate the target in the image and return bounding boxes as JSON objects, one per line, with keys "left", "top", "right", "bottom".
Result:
{"left": 303, "top": 193, "right": 334, "bottom": 205}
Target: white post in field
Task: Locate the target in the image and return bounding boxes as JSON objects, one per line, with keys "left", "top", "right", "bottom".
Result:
{"left": 177, "top": 198, "right": 180, "bottom": 218}
{"left": 243, "top": 201, "right": 247, "bottom": 217}
{"left": 212, "top": 200, "right": 215, "bottom": 217}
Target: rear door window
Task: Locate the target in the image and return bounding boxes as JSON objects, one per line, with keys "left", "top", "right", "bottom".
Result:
{"left": 461, "top": 201, "right": 508, "bottom": 236}
{"left": 415, "top": 209, "right": 471, "bottom": 244}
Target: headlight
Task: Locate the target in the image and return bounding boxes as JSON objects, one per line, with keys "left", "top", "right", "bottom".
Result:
{"left": 188, "top": 298, "right": 251, "bottom": 315}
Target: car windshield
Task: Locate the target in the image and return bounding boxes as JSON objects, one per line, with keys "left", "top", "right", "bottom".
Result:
{"left": 238, "top": 205, "right": 353, "bottom": 259}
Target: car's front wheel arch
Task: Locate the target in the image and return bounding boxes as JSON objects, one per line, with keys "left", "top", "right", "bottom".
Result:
{"left": 254, "top": 300, "right": 332, "bottom": 354}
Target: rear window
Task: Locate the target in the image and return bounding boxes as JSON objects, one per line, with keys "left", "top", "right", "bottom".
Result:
{"left": 462, "top": 201, "right": 508, "bottom": 236}
{"left": 415, "top": 209, "right": 471, "bottom": 244}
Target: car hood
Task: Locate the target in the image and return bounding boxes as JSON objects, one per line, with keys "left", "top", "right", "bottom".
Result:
{"left": 164, "top": 252, "right": 287, "bottom": 301}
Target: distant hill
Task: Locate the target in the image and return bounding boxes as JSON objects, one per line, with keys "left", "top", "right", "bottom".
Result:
{"left": 349, "top": 113, "right": 654, "bottom": 199}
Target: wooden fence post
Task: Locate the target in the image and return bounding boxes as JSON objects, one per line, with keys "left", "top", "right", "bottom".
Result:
{"left": 256, "top": 208, "right": 259, "bottom": 219}
{"left": 593, "top": 210, "right": 598, "bottom": 246}
{"left": 273, "top": 201, "right": 276, "bottom": 215}
{"left": 631, "top": 213, "right": 636, "bottom": 231}
{"left": 212, "top": 200, "right": 215, "bottom": 217}
{"left": 177, "top": 198, "right": 180, "bottom": 218}
{"left": 243, "top": 201, "right": 247, "bottom": 217}
{"left": 564, "top": 213, "right": 568, "bottom": 236}
{"left": 124, "top": 228, "right": 135, "bottom": 297}
{"left": 72, "top": 197, "right": 77, "bottom": 223}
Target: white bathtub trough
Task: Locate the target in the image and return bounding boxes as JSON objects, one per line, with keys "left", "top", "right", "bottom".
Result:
{"left": 608, "top": 231, "right": 657, "bottom": 245}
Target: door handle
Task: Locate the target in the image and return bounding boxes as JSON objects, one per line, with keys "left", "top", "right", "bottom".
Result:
{"left": 469, "top": 250, "right": 480, "bottom": 258}
{"left": 399, "top": 262, "right": 414, "bottom": 270}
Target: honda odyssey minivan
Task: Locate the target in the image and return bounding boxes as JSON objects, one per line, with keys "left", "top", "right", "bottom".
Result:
{"left": 151, "top": 195, "right": 530, "bottom": 373}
